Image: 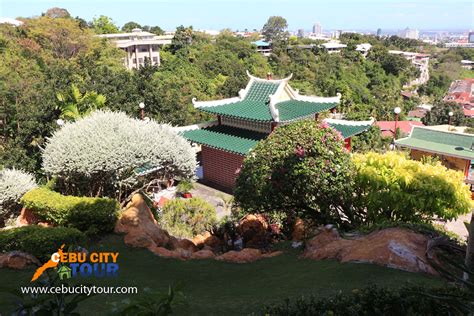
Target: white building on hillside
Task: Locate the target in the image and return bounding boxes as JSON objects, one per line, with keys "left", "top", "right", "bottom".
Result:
{"left": 389, "top": 50, "right": 430, "bottom": 87}
{"left": 356, "top": 43, "right": 372, "bottom": 57}
{"left": 321, "top": 42, "right": 347, "bottom": 54}
{"left": 97, "top": 28, "right": 172, "bottom": 69}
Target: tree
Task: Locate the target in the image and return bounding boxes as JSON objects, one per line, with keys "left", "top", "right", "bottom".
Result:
{"left": 42, "top": 111, "right": 197, "bottom": 199}
{"left": 235, "top": 120, "right": 355, "bottom": 226}
{"left": 121, "top": 21, "right": 141, "bottom": 32}
{"left": 142, "top": 25, "right": 165, "bottom": 35}
{"left": 352, "top": 152, "right": 472, "bottom": 224}
{"left": 170, "top": 25, "right": 194, "bottom": 53}
{"left": 43, "top": 7, "right": 71, "bottom": 19}
{"left": 261, "top": 16, "right": 288, "bottom": 43}
{"left": 56, "top": 84, "right": 106, "bottom": 121}
{"left": 422, "top": 101, "right": 464, "bottom": 126}
{"left": 91, "top": 15, "right": 119, "bottom": 34}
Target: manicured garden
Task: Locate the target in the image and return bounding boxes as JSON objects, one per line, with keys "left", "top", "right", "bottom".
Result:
{"left": 0, "top": 234, "right": 443, "bottom": 315}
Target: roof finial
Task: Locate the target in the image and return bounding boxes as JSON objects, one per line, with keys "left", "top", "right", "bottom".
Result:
{"left": 266, "top": 72, "right": 273, "bottom": 80}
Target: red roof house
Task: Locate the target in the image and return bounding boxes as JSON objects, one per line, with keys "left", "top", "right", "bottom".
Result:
{"left": 376, "top": 121, "right": 424, "bottom": 138}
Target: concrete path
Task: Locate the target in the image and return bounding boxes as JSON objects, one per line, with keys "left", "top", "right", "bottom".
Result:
{"left": 190, "top": 182, "right": 233, "bottom": 219}
{"left": 441, "top": 211, "right": 472, "bottom": 240}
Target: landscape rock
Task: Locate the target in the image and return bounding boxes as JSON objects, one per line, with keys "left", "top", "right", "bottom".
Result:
{"left": 16, "top": 208, "right": 40, "bottom": 226}
{"left": 190, "top": 249, "right": 216, "bottom": 260}
{"left": 238, "top": 214, "right": 269, "bottom": 248}
{"left": 303, "top": 227, "right": 437, "bottom": 275}
{"left": 115, "top": 194, "right": 170, "bottom": 249}
{"left": 292, "top": 217, "right": 306, "bottom": 241}
{"left": 216, "top": 248, "right": 262, "bottom": 263}
{"left": 177, "top": 239, "right": 199, "bottom": 253}
{"left": 0, "top": 251, "right": 41, "bottom": 269}
{"left": 203, "top": 235, "right": 223, "bottom": 249}
{"left": 192, "top": 232, "right": 211, "bottom": 248}
{"left": 261, "top": 250, "right": 283, "bottom": 258}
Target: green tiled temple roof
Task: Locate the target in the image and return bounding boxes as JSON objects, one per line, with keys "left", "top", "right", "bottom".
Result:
{"left": 395, "top": 127, "right": 474, "bottom": 160}
{"left": 198, "top": 80, "right": 337, "bottom": 122}
{"left": 328, "top": 122, "right": 373, "bottom": 138}
{"left": 182, "top": 125, "right": 268, "bottom": 155}
{"left": 278, "top": 100, "right": 338, "bottom": 121}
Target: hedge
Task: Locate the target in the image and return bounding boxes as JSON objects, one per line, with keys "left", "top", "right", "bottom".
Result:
{"left": 0, "top": 226, "right": 86, "bottom": 262}
{"left": 21, "top": 187, "right": 119, "bottom": 236}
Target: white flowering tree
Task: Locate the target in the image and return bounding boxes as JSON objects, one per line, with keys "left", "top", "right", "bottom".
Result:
{"left": 0, "top": 168, "right": 37, "bottom": 226}
{"left": 42, "top": 111, "right": 197, "bottom": 200}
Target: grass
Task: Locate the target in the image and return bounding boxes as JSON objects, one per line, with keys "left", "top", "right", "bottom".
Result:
{"left": 460, "top": 68, "right": 474, "bottom": 79}
{"left": 0, "top": 235, "right": 444, "bottom": 315}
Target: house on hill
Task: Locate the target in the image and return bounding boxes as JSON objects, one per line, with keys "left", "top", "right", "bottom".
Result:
{"left": 181, "top": 71, "right": 373, "bottom": 191}
{"left": 395, "top": 125, "right": 474, "bottom": 179}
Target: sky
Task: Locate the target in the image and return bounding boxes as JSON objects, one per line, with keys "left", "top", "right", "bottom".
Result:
{"left": 0, "top": 0, "right": 472, "bottom": 32}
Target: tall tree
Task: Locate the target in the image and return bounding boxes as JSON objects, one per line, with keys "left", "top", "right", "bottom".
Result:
{"left": 262, "top": 16, "right": 288, "bottom": 43}
{"left": 91, "top": 15, "right": 119, "bottom": 34}
{"left": 121, "top": 21, "right": 141, "bottom": 32}
{"left": 170, "top": 25, "right": 193, "bottom": 53}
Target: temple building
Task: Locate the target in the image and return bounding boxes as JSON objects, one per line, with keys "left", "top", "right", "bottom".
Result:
{"left": 181, "top": 72, "right": 373, "bottom": 191}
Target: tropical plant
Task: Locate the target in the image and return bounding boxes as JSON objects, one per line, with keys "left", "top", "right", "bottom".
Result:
{"left": 2, "top": 270, "right": 94, "bottom": 314}
{"left": 0, "top": 225, "right": 86, "bottom": 262}
{"left": 21, "top": 187, "right": 119, "bottom": 236}
{"left": 161, "top": 197, "right": 217, "bottom": 238}
{"left": 56, "top": 84, "right": 106, "bottom": 121}
{"left": 0, "top": 168, "right": 37, "bottom": 226}
{"left": 176, "top": 180, "right": 194, "bottom": 195}
{"left": 113, "top": 285, "right": 186, "bottom": 315}
{"left": 352, "top": 151, "right": 472, "bottom": 224}
{"left": 42, "top": 110, "right": 197, "bottom": 200}
{"left": 264, "top": 285, "right": 474, "bottom": 315}
{"left": 235, "top": 120, "right": 355, "bottom": 226}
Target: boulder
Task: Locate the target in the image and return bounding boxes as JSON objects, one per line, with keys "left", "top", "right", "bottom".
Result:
{"left": 190, "top": 249, "right": 216, "bottom": 260}
{"left": 115, "top": 194, "right": 170, "bottom": 250}
{"left": 303, "top": 227, "right": 437, "bottom": 275}
{"left": 216, "top": 248, "right": 262, "bottom": 263}
{"left": 261, "top": 250, "right": 283, "bottom": 258}
{"left": 203, "top": 235, "right": 223, "bottom": 250}
{"left": 177, "top": 239, "right": 198, "bottom": 253}
{"left": 16, "top": 208, "right": 40, "bottom": 226}
{"left": 0, "top": 251, "right": 41, "bottom": 269}
{"left": 192, "top": 232, "right": 211, "bottom": 248}
{"left": 238, "top": 214, "right": 269, "bottom": 248}
{"left": 291, "top": 217, "right": 306, "bottom": 241}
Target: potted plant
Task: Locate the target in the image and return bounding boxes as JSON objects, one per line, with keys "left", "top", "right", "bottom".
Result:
{"left": 177, "top": 180, "right": 194, "bottom": 198}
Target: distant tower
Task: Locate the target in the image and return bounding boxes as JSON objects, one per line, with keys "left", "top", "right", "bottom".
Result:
{"left": 297, "top": 29, "right": 305, "bottom": 38}
{"left": 377, "top": 28, "right": 382, "bottom": 37}
{"left": 313, "top": 22, "right": 322, "bottom": 35}
{"left": 469, "top": 31, "right": 474, "bottom": 43}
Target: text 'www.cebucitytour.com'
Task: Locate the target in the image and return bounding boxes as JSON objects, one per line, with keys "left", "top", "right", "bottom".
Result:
{"left": 20, "top": 284, "right": 138, "bottom": 296}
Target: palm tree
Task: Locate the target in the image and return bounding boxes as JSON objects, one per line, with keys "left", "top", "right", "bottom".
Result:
{"left": 56, "top": 84, "right": 106, "bottom": 121}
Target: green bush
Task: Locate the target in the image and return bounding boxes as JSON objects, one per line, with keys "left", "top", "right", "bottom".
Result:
{"left": 161, "top": 197, "right": 217, "bottom": 238}
{"left": 235, "top": 120, "right": 355, "bottom": 225}
{"left": 352, "top": 152, "right": 473, "bottom": 224}
{"left": 264, "top": 285, "right": 474, "bottom": 316}
{"left": 21, "top": 187, "right": 119, "bottom": 236}
{"left": 0, "top": 226, "right": 86, "bottom": 262}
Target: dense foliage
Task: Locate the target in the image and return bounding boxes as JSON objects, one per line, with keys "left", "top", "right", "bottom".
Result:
{"left": 42, "top": 111, "right": 197, "bottom": 199}
{"left": 352, "top": 152, "right": 472, "bottom": 224}
{"left": 0, "top": 169, "right": 37, "bottom": 226}
{"left": 21, "top": 187, "right": 119, "bottom": 236}
{"left": 161, "top": 197, "right": 217, "bottom": 238}
{"left": 264, "top": 285, "right": 474, "bottom": 316}
{"left": 0, "top": 225, "right": 86, "bottom": 261}
{"left": 235, "top": 120, "right": 354, "bottom": 225}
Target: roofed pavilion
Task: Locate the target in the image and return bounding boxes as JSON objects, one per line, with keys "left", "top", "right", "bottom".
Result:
{"left": 182, "top": 71, "right": 373, "bottom": 191}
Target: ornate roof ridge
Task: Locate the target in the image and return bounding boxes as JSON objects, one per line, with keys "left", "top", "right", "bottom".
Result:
{"left": 245, "top": 70, "right": 293, "bottom": 83}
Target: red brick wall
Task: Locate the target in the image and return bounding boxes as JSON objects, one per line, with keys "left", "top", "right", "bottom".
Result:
{"left": 201, "top": 146, "right": 245, "bottom": 191}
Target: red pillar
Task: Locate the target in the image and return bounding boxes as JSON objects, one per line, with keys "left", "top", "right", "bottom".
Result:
{"left": 394, "top": 113, "right": 399, "bottom": 140}
{"left": 344, "top": 138, "right": 351, "bottom": 151}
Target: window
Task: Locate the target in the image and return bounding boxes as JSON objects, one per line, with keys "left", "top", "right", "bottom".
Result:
{"left": 138, "top": 58, "right": 143, "bottom": 63}
{"left": 152, "top": 57, "right": 158, "bottom": 63}
{"left": 140, "top": 48, "right": 148, "bottom": 52}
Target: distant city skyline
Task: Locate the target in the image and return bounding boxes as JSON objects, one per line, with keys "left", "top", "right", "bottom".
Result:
{"left": 0, "top": 0, "right": 472, "bottom": 32}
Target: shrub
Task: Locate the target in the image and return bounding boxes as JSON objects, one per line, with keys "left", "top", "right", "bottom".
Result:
{"left": 0, "top": 169, "right": 37, "bottom": 226}
{"left": 235, "top": 120, "right": 355, "bottom": 225}
{"left": 21, "top": 187, "right": 119, "bottom": 236}
{"left": 352, "top": 152, "right": 472, "bottom": 224}
{"left": 161, "top": 197, "right": 217, "bottom": 238}
{"left": 264, "top": 285, "right": 474, "bottom": 316}
{"left": 0, "top": 226, "right": 86, "bottom": 262}
{"left": 42, "top": 110, "right": 197, "bottom": 199}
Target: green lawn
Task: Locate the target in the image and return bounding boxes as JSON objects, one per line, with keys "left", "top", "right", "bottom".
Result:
{"left": 460, "top": 68, "right": 474, "bottom": 79}
{"left": 0, "top": 235, "right": 444, "bottom": 315}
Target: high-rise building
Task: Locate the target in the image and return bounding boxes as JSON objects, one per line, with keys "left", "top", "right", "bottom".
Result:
{"left": 469, "top": 31, "right": 474, "bottom": 43}
{"left": 398, "top": 27, "right": 419, "bottom": 40}
{"left": 312, "top": 22, "right": 322, "bottom": 35}
{"left": 377, "top": 28, "right": 382, "bottom": 37}
{"left": 297, "top": 29, "right": 305, "bottom": 38}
